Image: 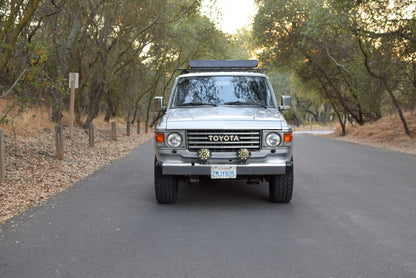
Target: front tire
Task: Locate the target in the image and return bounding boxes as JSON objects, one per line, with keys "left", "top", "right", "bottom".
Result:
{"left": 269, "top": 170, "right": 293, "bottom": 203}
{"left": 154, "top": 161, "right": 178, "bottom": 204}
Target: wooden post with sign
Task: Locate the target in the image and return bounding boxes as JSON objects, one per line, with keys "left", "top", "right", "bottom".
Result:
{"left": 69, "top": 73, "right": 79, "bottom": 136}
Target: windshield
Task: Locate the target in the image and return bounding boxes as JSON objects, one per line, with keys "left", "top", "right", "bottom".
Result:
{"left": 171, "top": 76, "right": 275, "bottom": 108}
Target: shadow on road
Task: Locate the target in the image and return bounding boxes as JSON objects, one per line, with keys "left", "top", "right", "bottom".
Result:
{"left": 177, "top": 179, "right": 270, "bottom": 205}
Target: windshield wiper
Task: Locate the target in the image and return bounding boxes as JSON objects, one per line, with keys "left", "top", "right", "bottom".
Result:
{"left": 224, "top": 101, "right": 268, "bottom": 109}
{"left": 179, "top": 102, "right": 217, "bottom": 107}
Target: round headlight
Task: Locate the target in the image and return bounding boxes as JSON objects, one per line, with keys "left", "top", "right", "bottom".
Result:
{"left": 167, "top": 132, "right": 182, "bottom": 148}
{"left": 265, "top": 132, "right": 281, "bottom": 147}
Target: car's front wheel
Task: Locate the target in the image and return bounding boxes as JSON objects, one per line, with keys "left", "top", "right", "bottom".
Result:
{"left": 154, "top": 160, "right": 178, "bottom": 204}
{"left": 268, "top": 169, "right": 293, "bottom": 203}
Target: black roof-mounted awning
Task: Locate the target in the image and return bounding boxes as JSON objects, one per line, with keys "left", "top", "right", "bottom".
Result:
{"left": 179, "top": 60, "right": 266, "bottom": 74}
{"left": 190, "top": 60, "right": 258, "bottom": 68}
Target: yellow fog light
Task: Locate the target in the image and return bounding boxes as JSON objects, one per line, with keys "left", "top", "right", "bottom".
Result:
{"left": 198, "top": 149, "right": 211, "bottom": 162}
{"left": 237, "top": 148, "right": 251, "bottom": 162}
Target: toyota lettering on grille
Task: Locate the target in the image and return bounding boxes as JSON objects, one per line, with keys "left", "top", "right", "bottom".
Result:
{"left": 208, "top": 135, "right": 240, "bottom": 142}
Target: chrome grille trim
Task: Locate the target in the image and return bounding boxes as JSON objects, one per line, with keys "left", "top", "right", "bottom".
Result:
{"left": 187, "top": 130, "right": 261, "bottom": 152}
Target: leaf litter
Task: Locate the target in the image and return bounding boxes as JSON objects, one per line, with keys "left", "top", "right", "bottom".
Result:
{"left": 0, "top": 125, "right": 153, "bottom": 223}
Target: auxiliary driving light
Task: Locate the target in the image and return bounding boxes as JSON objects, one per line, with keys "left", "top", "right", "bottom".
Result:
{"left": 198, "top": 148, "right": 211, "bottom": 163}
{"left": 237, "top": 148, "right": 251, "bottom": 162}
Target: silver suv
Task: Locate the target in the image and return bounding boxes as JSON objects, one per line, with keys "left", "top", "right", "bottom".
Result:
{"left": 154, "top": 60, "right": 293, "bottom": 204}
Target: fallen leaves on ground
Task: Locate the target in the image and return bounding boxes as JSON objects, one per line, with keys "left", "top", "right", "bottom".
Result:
{"left": 0, "top": 125, "right": 153, "bottom": 223}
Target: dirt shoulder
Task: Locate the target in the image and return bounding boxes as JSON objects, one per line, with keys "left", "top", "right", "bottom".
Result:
{"left": 325, "top": 112, "right": 416, "bottom": 156}
{"left": 0, "top": 124, "right": 153, "bottom": 224}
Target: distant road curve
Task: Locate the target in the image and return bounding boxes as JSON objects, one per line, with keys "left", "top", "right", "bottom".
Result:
{"left": 293, "top": 130, "right": 334, "bottom": 134}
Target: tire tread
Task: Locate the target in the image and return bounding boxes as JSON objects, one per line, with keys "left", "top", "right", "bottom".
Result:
{"left": 154, "top": 162, "right": 178, "bottom": 204}
{"left": 269, "top": 170, "right": 293, "bottom": 203}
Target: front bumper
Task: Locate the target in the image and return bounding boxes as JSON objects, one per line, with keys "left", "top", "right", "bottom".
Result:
{"left": 156, "top": 161, "right": 293, "bottom": 176}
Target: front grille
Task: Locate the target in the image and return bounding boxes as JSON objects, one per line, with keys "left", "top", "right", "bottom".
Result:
{"left": 187, "top": 130, "right": 261, "bottom": 152}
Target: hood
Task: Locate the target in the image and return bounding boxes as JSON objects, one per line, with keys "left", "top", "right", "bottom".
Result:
{"left": 162, "top": 107, "right": 284, "bottom": 130}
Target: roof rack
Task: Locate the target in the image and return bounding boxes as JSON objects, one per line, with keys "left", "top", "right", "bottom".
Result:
{"left": 179, "top": 60, "right": 266, "bottom": 74}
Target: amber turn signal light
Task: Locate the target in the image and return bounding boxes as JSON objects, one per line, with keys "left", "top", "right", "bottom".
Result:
{"left": 284, "top": 132, "right": 292, "bottom": 143}
{"left": 156, "top": 133, "right": 165, "bottom": 143}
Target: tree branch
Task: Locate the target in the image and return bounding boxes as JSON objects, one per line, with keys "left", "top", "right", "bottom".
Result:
{"left": 1, "top": 69, "right": 28, "bottom": 98}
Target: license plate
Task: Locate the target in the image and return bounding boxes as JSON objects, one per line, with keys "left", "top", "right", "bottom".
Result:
{"left": 211, "top": 166, "right": 237, "bottom": 179}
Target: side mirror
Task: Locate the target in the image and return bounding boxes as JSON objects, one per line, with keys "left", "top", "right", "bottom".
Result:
{"left": 154, "top": 96, "right": 165, "bottom": 111}
{"left": 280, "top": 95, "right": 291, "bottom": 111}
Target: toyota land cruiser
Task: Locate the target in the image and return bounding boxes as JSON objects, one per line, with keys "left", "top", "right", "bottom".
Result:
{"left": 154, "top": 60, "right": 293, "bottom": 204}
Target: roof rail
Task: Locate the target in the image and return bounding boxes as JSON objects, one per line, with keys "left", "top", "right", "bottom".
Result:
{"left": 179, "top": 60, "right": 266, "bottom": 74}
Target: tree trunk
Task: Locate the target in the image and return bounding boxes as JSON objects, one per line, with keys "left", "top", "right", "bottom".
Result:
{"left": 334, "top": 109, "right": 346, "bottom": 136}
{"left": 358, "top": 38, "right": 411, "bottom": 137}
{"left": 0, "top": 0, "right": 41, "bottom": 73}
{"left": 384, "top": 81, "right": 411, "bottom": 137}
{"left": 131, "top": 106, "right": 139, "bottom": 125}
{"left": 104, "top": 90, "right": 114, "bottom": 122}
{"left": 51, "top": 89, "right": 63, "bottom": 124}
{"left": 83, "top": 76, "right": 105, "bottom": 128}
{"left": 83, "top": 100, "right": 100, "bottom": 128}
{"left": 145, "top": 89, "right": 156, "bottom": 133}
{"left": 323, "top": 103, "right": 331, "bottom": 125}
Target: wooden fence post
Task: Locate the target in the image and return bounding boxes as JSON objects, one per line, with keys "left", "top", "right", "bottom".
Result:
{"left": 137, "top": 120, "right": 141, "bottom": 134}
{"left": 55, "top": 125, "right": 64, "bottom": 160}
{"left": 111, "top": 122, "right": 117, "bottom": 141}
{"left": 126, "top": 121, "right": 131, "bottom": 137}
{"left": 0, "top": 128, "right": 5, "bottom": 183}
{"left": 89, "top": 123, "right": 95, "bottom": 147}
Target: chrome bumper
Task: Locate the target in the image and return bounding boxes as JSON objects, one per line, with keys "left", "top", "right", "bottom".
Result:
{"left": 156, "top": 161, "right": 293, "bottom": 176}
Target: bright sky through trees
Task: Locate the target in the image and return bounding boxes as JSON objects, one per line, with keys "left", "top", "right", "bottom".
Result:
{"left": 201, "top": 0, "right": 258, "bottom": 34}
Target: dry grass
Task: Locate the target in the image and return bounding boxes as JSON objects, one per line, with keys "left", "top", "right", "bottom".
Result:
{"left": 0, "top": 102, "right": 53, "bottom": 138}
{"left": 331, "top": 111, "right": 416, "bottom": 155}
{"left": 0, "top": 101, "right": 132, "bottom": 137}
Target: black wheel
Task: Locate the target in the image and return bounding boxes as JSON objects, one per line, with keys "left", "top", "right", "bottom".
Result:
{"left": 154, "top": 160, "right": 178, "bottom": 204}
{"left": 269, "top": 170, "right": 293, "bottom": 203}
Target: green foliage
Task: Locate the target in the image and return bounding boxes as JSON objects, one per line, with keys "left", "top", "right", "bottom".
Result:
{"left": 253, "top": 0, "right": 416, "bottom": 134}
{"left": 0, "top": 0, "right": 252, "bottom": 126}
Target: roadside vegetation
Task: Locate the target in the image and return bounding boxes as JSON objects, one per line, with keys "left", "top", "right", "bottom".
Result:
{"left": 253, "top": 0, "right": 415, "bottom": 137}
{"left": 0, "top": 0, "right": 249, "bottom": 129}
{"left": 332, "top": 111, "right": 416, "bottom": 155}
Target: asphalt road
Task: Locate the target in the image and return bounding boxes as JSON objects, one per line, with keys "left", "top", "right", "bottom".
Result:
{"left": 1, "top": 134, "right": 416, "bottom": 278}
